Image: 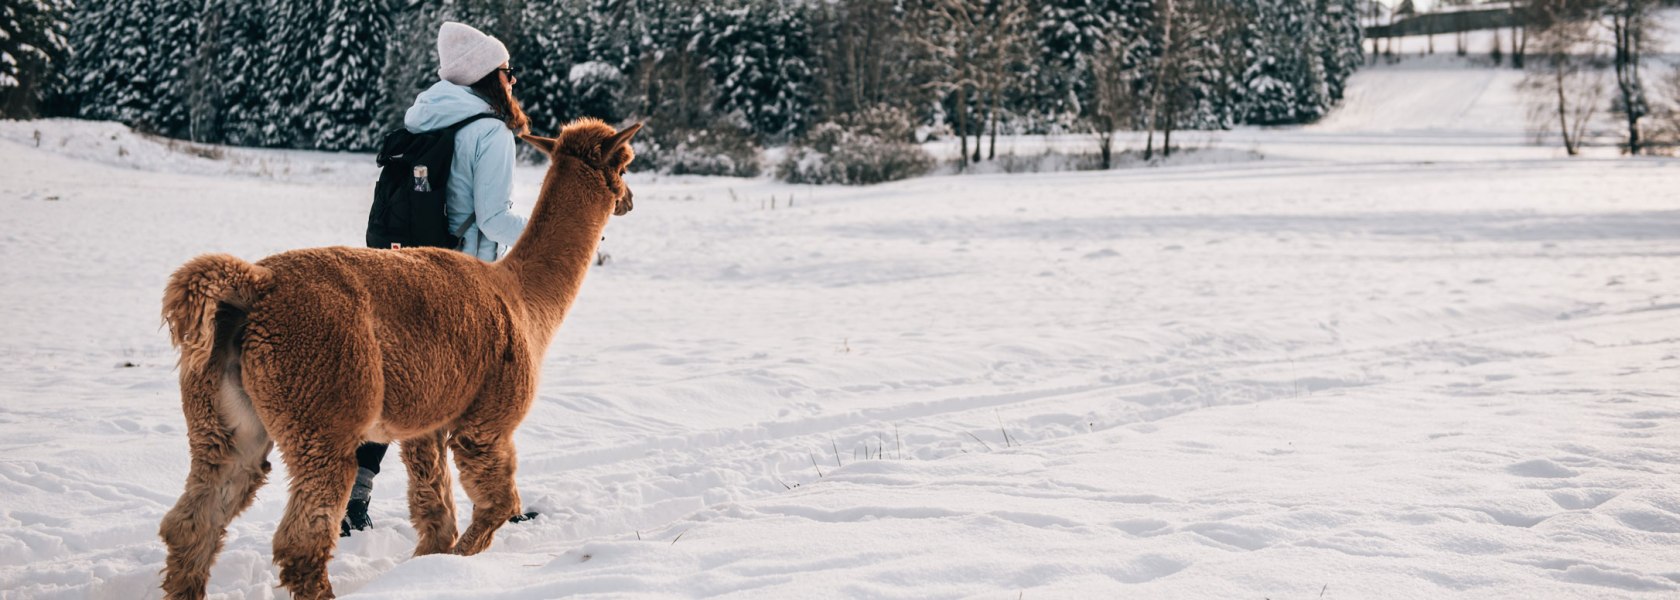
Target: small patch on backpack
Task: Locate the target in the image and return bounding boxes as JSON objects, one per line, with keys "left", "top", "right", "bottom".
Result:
{"left": 412, "top": 166, "right": 431, "bottom": 192}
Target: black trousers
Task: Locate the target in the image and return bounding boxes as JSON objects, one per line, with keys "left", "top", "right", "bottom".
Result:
{"left": 356, "top": 442, "right": 388, "bottom": 474}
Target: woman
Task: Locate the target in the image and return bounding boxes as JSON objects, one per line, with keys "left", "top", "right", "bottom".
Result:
{"left": 344, "top": 21, "right": 533, "bottom": 536}
{"left": 408, "top": 20, "right": 530, "bottom": 261}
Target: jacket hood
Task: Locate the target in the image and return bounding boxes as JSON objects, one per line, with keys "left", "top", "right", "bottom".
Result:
{"left": 404, "top": 81, "right": 496, "bottom": 132}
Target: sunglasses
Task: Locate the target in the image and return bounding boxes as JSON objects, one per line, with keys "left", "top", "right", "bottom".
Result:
{"left": 497, "top": 67, "right": 516, "bottom": 79}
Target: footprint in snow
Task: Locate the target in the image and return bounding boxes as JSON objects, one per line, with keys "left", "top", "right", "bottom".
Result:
{"left": 1506, "top": 459, "right": 1579, "bottom": 479}
{"left": 1611, "top": 508, "right": 1680, "bottom": 534}
{"left": 1548, "top": 489, "right": 1620, "bottom": 510}
{"left": 1112, "top": 518, "right": 1172, "bottom": 536}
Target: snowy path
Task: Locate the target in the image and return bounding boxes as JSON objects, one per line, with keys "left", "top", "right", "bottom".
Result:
{"left": 3, "top": 60, "right": 1680, "bottom": 597}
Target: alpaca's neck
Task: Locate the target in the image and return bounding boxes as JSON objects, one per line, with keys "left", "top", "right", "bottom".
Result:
{"left": 499, "top": 158, "right": 612, "bottom": 334}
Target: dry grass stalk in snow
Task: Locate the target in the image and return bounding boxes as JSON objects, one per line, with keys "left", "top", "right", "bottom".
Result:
{"left": 155, "top": 119, "right": 641, "bottom": 600}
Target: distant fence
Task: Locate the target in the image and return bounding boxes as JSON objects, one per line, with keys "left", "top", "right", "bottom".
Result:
{"left": 1366, "top": 8, "right": 1521, "bottom": 38}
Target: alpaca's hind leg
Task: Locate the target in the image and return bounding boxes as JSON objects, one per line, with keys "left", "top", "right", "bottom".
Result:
{"left": 270, "top": 437, "right": 359, "bottom": 600}
{"left": 241, "top": 307, "right": 383, "bottom": 599}
{"left": 402, "top": 430, "right": 457, "bottom": 555}
{"left": 448, "top": 427, "right": 521, "bottom": 556}
{"left": 159, "top": 377, "right": 272, "bottom": 600}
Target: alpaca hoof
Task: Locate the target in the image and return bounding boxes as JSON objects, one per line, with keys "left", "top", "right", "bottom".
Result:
{"left": 451, "top": 535, "right": 492, "bottom": 556}
{"left": 284, "top": 582, "right": 336, "bottom": 600}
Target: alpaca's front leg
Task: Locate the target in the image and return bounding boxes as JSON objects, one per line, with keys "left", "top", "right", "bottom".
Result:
{"left": 448, "top": 430, "right": 521, "bottom": 556}
{"left": 401, "top": 430, "right": 458, "bottom": 555}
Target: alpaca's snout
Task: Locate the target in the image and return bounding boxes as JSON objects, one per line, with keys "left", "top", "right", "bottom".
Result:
{"left": 614, "top": 189, "right": 633, "bottom": 216}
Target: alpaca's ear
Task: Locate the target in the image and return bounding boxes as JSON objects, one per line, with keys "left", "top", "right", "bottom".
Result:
{"left": 520, "top": 134, "right": 559, "bottom": 155}
{"left": 599, "top": 122, "right": 643, "bottom": 153}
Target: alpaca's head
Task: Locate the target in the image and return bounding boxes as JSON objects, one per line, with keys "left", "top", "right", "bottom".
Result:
{"left": 520, "top": 118, "right": 641, "bottom": 216}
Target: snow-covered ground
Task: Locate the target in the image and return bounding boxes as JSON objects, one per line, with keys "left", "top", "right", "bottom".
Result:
{"left": 3, "top": 56, "right": 1679, "bottom": 599}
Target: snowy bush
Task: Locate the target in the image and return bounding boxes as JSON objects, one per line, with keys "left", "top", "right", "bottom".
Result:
{"left": 636, "top": 124, "right": 763, "bottom": 178}
{"left": 776, "top": 108, "right": 933, "bottom": 185}
{"left": 569, "top": 61, "right": 626, "bottom": 124}
{"left": 990, "top": 149, "right": 1104, "bottom": 174}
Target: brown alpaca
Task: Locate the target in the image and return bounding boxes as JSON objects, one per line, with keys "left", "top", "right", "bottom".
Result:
{"left": 156, "top": 118, "right": 641, "bottom": 599}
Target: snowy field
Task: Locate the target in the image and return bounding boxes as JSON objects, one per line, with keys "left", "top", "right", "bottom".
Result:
{"left": 3, "top": 58, "right": 1680, "bottom": 599}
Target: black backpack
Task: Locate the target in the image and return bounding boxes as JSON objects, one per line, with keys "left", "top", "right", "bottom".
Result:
{"left": 366, "top": 113, "right": 499, "bottom": 249}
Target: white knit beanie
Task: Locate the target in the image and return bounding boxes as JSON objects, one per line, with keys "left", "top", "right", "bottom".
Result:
{"left": 436, "top": 22, "right": 509, "bottom": 86}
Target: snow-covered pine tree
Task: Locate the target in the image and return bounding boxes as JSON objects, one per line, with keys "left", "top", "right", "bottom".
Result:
{"left": 256, "top": 0, "right": 327, "bottom": 147}
{"left": 516, "top": 0, "right": 584, "bottom": 136}
{"left": 697, "top": 0, "right": 814, "bottom": 140}
{"left": 42, "top": 0, "right": 1367, "bottom": 149}
{"left": 1, "top": 0, "right": 74, "bottom": 118}
{"left": 148, "top": 0, "right": 200, "bottom": 138}
{"left": 1319, "top": 0, "right": 1362, "bottom": 103}
{"left": 596, "top": 0, "right": 711, "bottom": 129}
{"left": 377, "top": 0, "right": 445, "bottom": 133}
{"left": 70, "top": 0, "right": 157, "bottom": 126}
{"left": 581, "top": 0, "right": 647, "bottom": 81}
{"left": 309, "top": 0, "right": 389, "bottom": 151}
{"left": 1237, "top": 0, "right": 1286, "bottom": 123}
{"left": 1241, "top": 0, "right": 1330, "bottom": 125}
{"left": 186, "top": 0, "right": 226, "bottom": 142}
{"left": 1292, "top": 0, "right": 1331, "bottom": 122}
{"left": 569, "top": 58, "right": 626, "bottom": 123}
{"left": 199, "top": 0, "right": 268, "bottom": 146}
{"left": 1036, "top": 0, "right": 1119, "bottom": 128}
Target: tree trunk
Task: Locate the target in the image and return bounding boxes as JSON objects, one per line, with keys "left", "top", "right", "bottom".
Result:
{"left": 987, "top": 87, "right": 998, "bottom": 161}
{"left": 1627, "top": 112, "right": 1641, "bottom": 155}
{"left": 1162, "top": 99, "right": 1178, "bottom": 159}
{"left": 1514, "top": 27, "right": 1526, "bottom": 69}
{"left": 1556, "top": 67, "right": 1577, "bottom": 156}
{"left": 1512, "top": 26, "right": 1525, "bottom": 68}
{"left": 1147, "top": 0, "right": 1173, "bottom": 162}
{"left": 1612, "top": 13, "right": 1643, "bottom": 155}
{"left": 956, "top": 88, "right": 969, "bottom": 170}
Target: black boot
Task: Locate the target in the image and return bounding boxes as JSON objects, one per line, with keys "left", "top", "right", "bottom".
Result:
{"left": 341, "top": 498, "right": 372, "bottom": 536}
{"left": 340, "top": 466, "right": 377, "bottom": 537}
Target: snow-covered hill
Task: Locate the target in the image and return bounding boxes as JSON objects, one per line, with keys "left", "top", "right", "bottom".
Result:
{"left": 2, "top": 58, "right": 1678, "bottom": 599}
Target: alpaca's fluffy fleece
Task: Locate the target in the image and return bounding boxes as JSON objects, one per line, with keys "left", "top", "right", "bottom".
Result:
{"left": 157, "top": 119, "right": 640, "bottom": 600}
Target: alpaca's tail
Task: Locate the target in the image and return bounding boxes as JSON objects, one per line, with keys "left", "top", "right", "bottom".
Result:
{"left": 162, "top": 253, "right": 272, "bottom": 375}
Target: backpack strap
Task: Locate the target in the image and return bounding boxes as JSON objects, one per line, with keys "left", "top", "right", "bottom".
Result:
{"left": 438, "top": 113, "right": 501, "bottom": 134}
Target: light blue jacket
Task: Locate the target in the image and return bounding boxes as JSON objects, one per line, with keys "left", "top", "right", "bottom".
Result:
{"left": 403, "top": 81, "right": 528, "bottom": 261}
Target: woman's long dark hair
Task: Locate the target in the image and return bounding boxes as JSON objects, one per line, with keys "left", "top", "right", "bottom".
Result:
{"left": 470, "top": 69, "right": 529, "bottom": 135}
